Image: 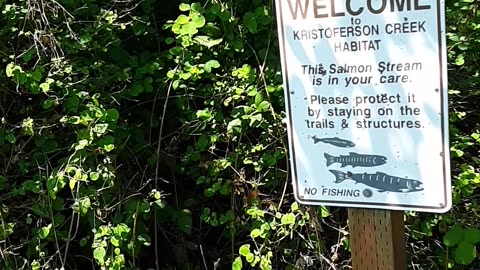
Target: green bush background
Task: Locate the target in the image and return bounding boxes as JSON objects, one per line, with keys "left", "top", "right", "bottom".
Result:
{"left": 0, "top": 0, "right": 479, "bottom": 269}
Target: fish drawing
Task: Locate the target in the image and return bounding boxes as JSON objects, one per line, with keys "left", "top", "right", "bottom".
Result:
{"left": 324, "top": 152, "right": 387, "bottom": 168}
{"left": 310, "top": 136, "right": 355, "bottom": 148}
{"left": 329, "top": 170, "right": 424, "bottom": 193}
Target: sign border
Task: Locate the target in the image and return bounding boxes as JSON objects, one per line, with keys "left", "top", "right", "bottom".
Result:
{"left": 275, "top": 0, "right": 451, "bottom": 213}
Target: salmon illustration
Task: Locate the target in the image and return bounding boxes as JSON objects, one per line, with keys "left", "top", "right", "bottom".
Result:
{"left": 329, "top": 170, "right": 424, "bottom": 193}
{"left": 324, "top": 152, "right": 387, "bottom": 168}
{"left": 310, "top": 136, "right": 355, "bottom": 148}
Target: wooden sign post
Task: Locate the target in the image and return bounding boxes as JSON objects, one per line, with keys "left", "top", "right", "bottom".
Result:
{"left": 348, "top": 209, "right": 406, "bottom": 270}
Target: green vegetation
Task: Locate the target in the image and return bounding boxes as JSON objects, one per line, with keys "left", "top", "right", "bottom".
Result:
{"left": 0, "top": 0, "right": 479, "bottom": 269}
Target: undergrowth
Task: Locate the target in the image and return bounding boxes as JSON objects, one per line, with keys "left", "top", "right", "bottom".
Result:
{"left": 0, "top": 0, "right": 479, "bottom": 269}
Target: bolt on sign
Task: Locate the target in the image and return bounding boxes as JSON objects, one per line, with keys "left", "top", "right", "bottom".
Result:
{"left": 274, "top": 0, "right": 451, "bottom": 213}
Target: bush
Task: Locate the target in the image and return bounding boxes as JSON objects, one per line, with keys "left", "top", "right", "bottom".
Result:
{"left": 1, "top": 0, "right": 480, "bottom": 269}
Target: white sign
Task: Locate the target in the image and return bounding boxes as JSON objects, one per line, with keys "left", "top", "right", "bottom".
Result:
{"left": 275, "top": 0, "right": 451, "bottom": 212}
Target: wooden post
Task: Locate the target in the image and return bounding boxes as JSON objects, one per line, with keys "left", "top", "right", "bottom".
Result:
{"left": 348, "top": 209, "right": 407, "bottom": 270}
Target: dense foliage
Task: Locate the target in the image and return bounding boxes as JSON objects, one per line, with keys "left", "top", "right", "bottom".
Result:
{"left": 0, "top": 0, "right": 479, "bottom": 269}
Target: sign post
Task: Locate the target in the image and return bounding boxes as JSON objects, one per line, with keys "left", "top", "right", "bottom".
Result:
{"left": 274, "top": 0, "right": 451, "bottom": 268}
{"left": 348, "top": 209, "right": 406, "bottom": 269}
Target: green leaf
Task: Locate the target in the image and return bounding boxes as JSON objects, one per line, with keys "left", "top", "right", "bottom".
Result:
{"left": 78, "top": 197, "right": 91, "bottom": 216}
{"left": 89, "top": 172, "right": 100, "bottom": 181}
{"left": 106, "top": 108, "right": 120, "bottom": 122}
{"left": 201, "top": 24, "right": 222, "bottom": 37}
{"left": 249, "top": 113, "right": 263, "bottom": 126}
{"left": 31, "top": 260, "right": 41, "bottom": 270}
{"left": 138, "top": 201, "right": 150, "bottom": 213}
{"left": 227, "top": 118, "right": 242, "bottom": 134}
{"left": 183, "top": 22, "right": 199, "bottom": 35}
{"left": 204, "top": 60, "right": 221, "bottom": 73}
{"left": 219, "top": 214, "right": 228, "bottom": 224}
{"left": 75, "top": 139, "right": 89, "bottom": 150}
{"left": 38, "top": 224, "right": 52, "bottom": 239}
{"left": 6, "top": 63, "right": 16, "bottom": 77}
{"left": 239, "top": 244, "right": 250, "bottom": 257}
{"left": 144, "top": 83, "right": 153, "bottom": 92}
{"left": 176, "top": 209, "right": 192, "bottom": 235}
{"left": 246, "top": 253, "right": 254, "bottom": 263}
{"left": 232, "top": 257, "right": 243, "bottom": 270}
{"left": 256, "top": 101, "right": 270, "bottom": 112}
{"left": 250, "top": 229, "right": 261, "bottom": 238}
{"left": 103, "top": 144, "right": 115, "bottom": 152}
{"left": 219, "top": 181, "right": 230, "bottom": 195}
{"left": 266, "top": 86, "right": 275, "bottom": 93}
{"left": 194, "top": 36, "right": 223, "bottom": 48}
{"left": 175, "top": 14, "right": 190, "bottom": 25}
{"left": 444, "top": 225, "right": 464, "bottom": 247}
{"left": 22, "top": 180, "right": 41, "bottom": 193}
{"left": 210, "top": 4, "right": 221, "bottom": 14}
{"left": 96, "top": 135, "right": 115, "bottom": 150}
{"left": 43, "top": 99, "right": 54, "bottom": 109}
{"left": 196, "top": 135, "right": 209, "bottom": 150}
{"left": 464, "top": 228, "right": 480, "bottom": 244}
{"left": 137, "top": 234, "right": 151, "bottom": 246}
{"left": 93, "top": 247, "right": 106, "bottom": 264}
{"left": 93, "top": 123, "right": 109, "bottom": 134}
{"left": 219, "top": 10, "right": 231, "bottom": 21}
{"left": 191, "top": 2, "right": 203, "bottom": 12}
{"left": 110, "top": 235, "right": 121, "bottom": 247}
{"left": 191, "top": 14, "right": 206, "bottom": 28}
{"left": 455, "top": 54, "right": 465, "bottom": 66}
{"left": 291, "top": 202, "right": 298, "bottom": 212}
{"left": 54, "top": 214, "right": 65, "bottom": 227}
{"left": 52, "top": 198, "right": 64, "bottom": 211}
{"left": 79, "top": 238, "right": 88, "bottom": 247}
{"left": 254, "top": 92, "right": 263, "bottom": 106}
{"left": 31, "top": 69, "right": 43, "bottom": 82}
{"left": 131, "top": 83, "right": 144, "bottom": 96}
{"left": 5, "top": 132, "right": 15, "bottom": 144}
{"left": 169, "top": 46, "right": 183, "bottom": 56}
{"left": 47, "top": 174, "right": 66, "bottom": 199}
{"left": 196, "top": 109, "right": 212, "bottom": 120}
{"left": 39, "top": 82, "right": 50, "bottom": 92}
{"left": 281, "top": 213, "right": 295, "bottom": 225}
{"left": 65, "top": 95, "right": 80, "bottom": 112}
{"left": 243, "top": 12, "right": 258, "bottom": 33}
{"left": 179, "top": 3, "right": 190, "bottom": 11}
{"left": 115, "top": 223, "right": 131, "bottom": 238}
{"left": 22, "top": 48, "right": 36, "bottom": 62}
{"left": 320, "top": 206, "right": 330, "bottom": 217}
{"left": 454, "top": 242, "right": 476, "bottom": 265}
